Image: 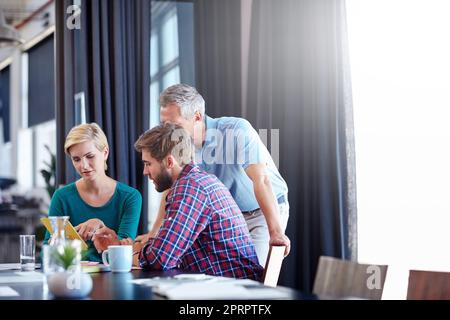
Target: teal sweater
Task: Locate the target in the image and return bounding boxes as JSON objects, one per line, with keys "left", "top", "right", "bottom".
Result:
{"left": 44, "top": 181, "right": 142, "bottom": 262}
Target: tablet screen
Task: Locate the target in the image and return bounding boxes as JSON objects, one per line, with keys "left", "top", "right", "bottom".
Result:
{"left": 40, "top": 217, "right": 88, "bottom": 250}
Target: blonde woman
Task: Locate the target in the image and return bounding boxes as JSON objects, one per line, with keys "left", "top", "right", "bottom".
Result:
{"left": 44, "top": 123, "right": 142, "bottom": 261}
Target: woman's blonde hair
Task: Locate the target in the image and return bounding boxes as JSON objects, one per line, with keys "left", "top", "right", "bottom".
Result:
{"left": 64, "top": 123, "right": 109, "bottom": 169}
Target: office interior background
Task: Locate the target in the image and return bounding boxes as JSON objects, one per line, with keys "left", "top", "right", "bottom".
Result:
{"left": 0, "top": 0, "right": 449, "bottom": 299}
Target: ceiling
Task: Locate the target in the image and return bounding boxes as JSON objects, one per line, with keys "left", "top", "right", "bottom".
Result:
{"left": 0, "top": 0, "right": 50, "bottom": 26}
{"left": 0, "top": 0, "right": 53, "bottom": 61}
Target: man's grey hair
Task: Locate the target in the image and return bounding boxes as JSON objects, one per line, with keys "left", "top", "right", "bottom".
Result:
{"left": 159, "top": 84, "right": 205, "bottom": 119}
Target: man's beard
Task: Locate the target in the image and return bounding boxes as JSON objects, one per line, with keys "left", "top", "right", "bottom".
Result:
{"left": 153, "top": 166, "right": 173, "bottom": 192}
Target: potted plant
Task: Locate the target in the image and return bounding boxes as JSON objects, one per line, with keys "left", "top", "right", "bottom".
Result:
{"left": 40, "top": 144, "right": 57, "bottom": 199}
{"left": 46, "top": 240, "right": 93, "bottom": 299}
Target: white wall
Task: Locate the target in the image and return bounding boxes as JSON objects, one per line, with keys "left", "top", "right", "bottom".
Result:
{"left": 347, "top": 0, "right": 450, "bottom": 299}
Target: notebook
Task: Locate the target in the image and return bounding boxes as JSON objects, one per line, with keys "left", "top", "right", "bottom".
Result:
{"left": 40, "top": 217, "right": 88, "bottom": 250}
{"left": 81, "top": 263, "right": 111, "bottom": 273}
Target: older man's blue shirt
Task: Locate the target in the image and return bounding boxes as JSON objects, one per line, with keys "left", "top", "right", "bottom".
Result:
{"left": 194, "top": 116, "right": 288, "bottom": 212}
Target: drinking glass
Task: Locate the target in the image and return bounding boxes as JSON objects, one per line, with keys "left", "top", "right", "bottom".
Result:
{"left": 20, "top": 235, "right": 36, "bottom": 271}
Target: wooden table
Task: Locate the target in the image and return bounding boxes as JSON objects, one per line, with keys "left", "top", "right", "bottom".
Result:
{"left": 0, "top": 268, "right": 305, "bottom": 300}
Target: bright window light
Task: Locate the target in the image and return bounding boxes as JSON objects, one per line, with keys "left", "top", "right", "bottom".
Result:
{"left": 347, "top": 0, "right": 450, "bottom": 299}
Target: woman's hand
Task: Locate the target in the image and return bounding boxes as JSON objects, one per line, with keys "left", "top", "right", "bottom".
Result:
{"left": 91, "top": 226, "right": 120, "bottom": 253}
{"left": 74, "top": 218, "right": 105, "bottom": 241}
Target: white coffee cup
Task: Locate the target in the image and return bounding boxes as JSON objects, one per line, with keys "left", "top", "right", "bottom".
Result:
{"left": 101, "top": 245, "right": 132, "bottom": 272}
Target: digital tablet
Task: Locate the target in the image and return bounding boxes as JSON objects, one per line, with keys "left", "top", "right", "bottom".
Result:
{"left": 40, "top": 217, "right": 88, "bottom": 250}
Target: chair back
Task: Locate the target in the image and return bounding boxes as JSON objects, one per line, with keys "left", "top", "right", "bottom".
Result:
{"left": 262, "top": 245, "right": 286, "bottom": 287}
{"left": 407, "top": 269, "right": 450, "bottom": 300}
{"left": 313, "top": 256, "right": 388, "bottom": 300}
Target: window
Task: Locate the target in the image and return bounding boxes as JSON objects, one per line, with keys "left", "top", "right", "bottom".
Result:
{"left": 147, "top": 1, "right": 195, "bottom": 230}
{"left": 347, "top": 0, "right": 450, "bottom": 299}
{"left": 150, "top": 1, "right": 181, "bottom": 127}
{"left": 149, "top": 0, "right": 195, "bottom": 127}
{"left": 16, "top": 33, "right": 56, "bottom": 192}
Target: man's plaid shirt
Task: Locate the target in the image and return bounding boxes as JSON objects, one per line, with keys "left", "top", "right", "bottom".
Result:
{"left": 139, "top": 163, "right": 263, "bottom": 280}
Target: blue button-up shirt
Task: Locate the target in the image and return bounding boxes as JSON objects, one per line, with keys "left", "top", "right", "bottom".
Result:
{"left": 194, "top": 116, "right": 288, "bottom": 212}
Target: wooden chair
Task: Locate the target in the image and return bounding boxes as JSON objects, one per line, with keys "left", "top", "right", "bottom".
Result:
{"left": 262, "top": 245, "right": 286, "bottom": 287}
{"left": 407, "top": 269, "right": 450, "bottom": 300}
{"left": 313, "top": 256, "right": 388, "bottom": 300}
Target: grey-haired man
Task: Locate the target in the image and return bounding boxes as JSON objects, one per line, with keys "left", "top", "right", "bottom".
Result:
{"left": 136, "top": 84, "right": 290, "bottom": 266}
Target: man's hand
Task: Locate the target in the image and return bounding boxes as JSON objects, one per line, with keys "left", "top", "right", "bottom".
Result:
{"left": 91, "top": 226, "right": 120, "bottom": 253}
{"left": 133, "top": 240, "right": 144, "bottom": 253}
{"left": 119, "top": 238, "right": 133, "bottom": 246}
{"left": 132, "top": 240, "right": 145, "bottom": 267}
{"left": 269, "top": 232, "right": 291, "bottom": 257}
{"left": 75, "top": 219, "right": 105, "bottom": 241}
{"left": 134, "top": 232, "right": 152, "bottom": 244}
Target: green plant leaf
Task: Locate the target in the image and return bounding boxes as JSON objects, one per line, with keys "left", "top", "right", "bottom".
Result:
{"left": 40, "top": 145, "right": 57, "bottom": 198}
{"left": 51, "top": 245, "right": 78, "bottom": 270}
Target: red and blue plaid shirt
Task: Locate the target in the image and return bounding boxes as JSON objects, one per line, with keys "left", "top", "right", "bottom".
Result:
{"left": 139, "top": 163, "right": 263, "bottom": 281}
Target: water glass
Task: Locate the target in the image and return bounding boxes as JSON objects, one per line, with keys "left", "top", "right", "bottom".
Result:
{"left": 20, "top": 235, "right": 36, "bottom": 271}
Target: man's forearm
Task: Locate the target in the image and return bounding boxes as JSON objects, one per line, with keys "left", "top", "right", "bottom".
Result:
{"left": 253, "top": 176, "right": 283, "bottom": 235}
{"left": 247, "top": 164, "right": 291, "bottom": 254}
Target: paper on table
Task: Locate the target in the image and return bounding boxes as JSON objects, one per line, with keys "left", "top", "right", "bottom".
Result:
{"left": 152, "top": 281, "right": 291, "bottom": 300}
{"left": 238, "top": 287, "right": 292, "bottom": 299}
{"left": 153, "top": 282, "right": 249, "bottom": 299}
{"left": 173, "top": 274, "right": 211, "bottom": 280}
{"left": 80, "top": 263, "right": 139, "bottom": 273}
{"left": 0, "top": 263, "right": 41, "bottom": 271}
{"left": 0, "top": 263, "right": 21, "bottom": 271}
{"left": 131, "top": 274, "right": 260, "bottom": 287}
{"left": 0, "top": 286, "right": 20, "bottom": 297}
{"left": 131, "top": 274, "right": 219, "bottom": 286}
{"left": 0, "top": 271, "right": 44, "bottom": 284}
{"left": 81, "top": 264, "right": 111, "bottom": 273}
{"left": 133, "top": 274, "right": 290, "bottom": 299}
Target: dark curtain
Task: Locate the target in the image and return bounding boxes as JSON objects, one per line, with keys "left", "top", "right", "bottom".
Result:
{"left": 194, "top": 0, "right": 356, "bottom": 292}
{"left": 55, "top": 0, "right": 150, "bottom": 233}
{"left": 55, "top": 0, "right": 74, "bottom": 187}
{"left": 194, "top": 0, "right": 242, "bottom": 118}
{"left": 177, "top": 1, "right": 196, "bottom": 86}
{"left": 246, "top": 0, "right": 356, "bottom": 292}
{"left": 0, "top": 66, "right": 10, "bottom": 143}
